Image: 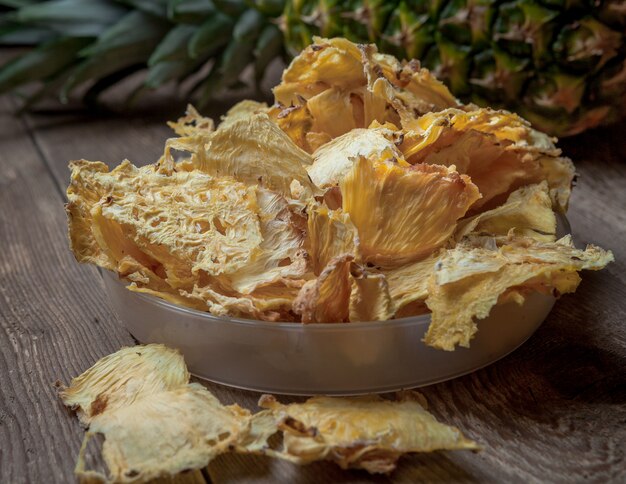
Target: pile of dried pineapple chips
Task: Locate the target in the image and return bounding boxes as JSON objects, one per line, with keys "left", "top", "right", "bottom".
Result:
{"left": 67, "top": 37, "right": 613, "bottom": 351}
{"left": 59, "top": 345, "right": 477, "bottom": 481}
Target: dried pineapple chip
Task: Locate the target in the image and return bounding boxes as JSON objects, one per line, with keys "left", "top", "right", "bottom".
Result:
{"left": 308, "top": 127, "right": 402, "bottom": 190}
{"left": 293, "top": 255, "right": 353, "bottom": 323}
{"left": 195, "top": 113, "right": 316, "bottom": 199}
{"left": 59, "top": 345, "right": 275, "bottom": 483}
{"left": 455, "top": 182, "right": 557, "bottom": 242}
{"left": 349, "top": 265, "right": 394, "bottom": 322}
{"left": 259, "top": 391, "right": 477, "bottom": 474}
{"left": 225, "top": 188, "right": 309, "bottom": 294}
{"left": 307, "top": 204, "right": 360, "bottom": 275}
{"left": 341, "top": 156, "right": 480, "bottom": 267}
{"left": 383, "top": 252, "right": 441, "bottom": 318}
{"left": 424, "top": 236, "right": 614, "bottom": 350}
{"left": 67, "top": 160, "right": 308, "bottom": 319}
{"left": 219, "top": 99, "right": 268, "bottom": 129}
{"left": 274, "top": 37, "right": 460, "bottom": 146}
{"left": 400, "top": 108, "right": 575, "bottom": 211}
{"left": 59, "top": 345, "right": 188, "bottom": 425}
{"left": 88, "top": 162, "right": 263, "bottom": 284}
{"left": 67, "top": 160, "right": 117, "bottom": 271}
{"left": 274, "top": 37, "right": 366, "bottom": 105}
{"left": 361, "top": 45, "right": 461, "bottom": 119}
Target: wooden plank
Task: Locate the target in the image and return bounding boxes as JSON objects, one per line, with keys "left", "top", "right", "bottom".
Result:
{"left": 6, "top": 82, "right": 626, "bottom": 484}
{"left": 0, "top": 95, "right": 136, "bottom": 483}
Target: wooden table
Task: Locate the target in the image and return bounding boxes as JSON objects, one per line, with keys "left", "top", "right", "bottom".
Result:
{"left": 1, "top": 85, "right": 625, "bottom": 483}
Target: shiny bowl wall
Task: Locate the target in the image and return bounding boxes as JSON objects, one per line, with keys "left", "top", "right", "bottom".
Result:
{"left": 102, "top": 269, "right": 554, "bottom": 395}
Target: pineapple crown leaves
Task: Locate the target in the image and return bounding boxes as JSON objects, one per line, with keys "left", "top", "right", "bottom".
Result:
{"left": 0, "top": 0, "right": 288, "bottom": 108}
{"left": 0, "top": 0, "right": 624, "bottom": 136}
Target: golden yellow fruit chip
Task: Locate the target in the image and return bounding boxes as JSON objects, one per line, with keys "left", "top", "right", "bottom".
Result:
{"left": 259, "top": 391, "right": 478, "bottom": 474}
{"left": 400, "top": 108, "right": 575, "bottom": 211}
{"left": 59, "top": 345, "right": 275, "bottom": 483}
{"left": 59, "top": 345, "right": 188, "bottom": 425}
{"left": 307, "top": 204, "right": 360, "bottom": 275}
{"left": 341, "top": 156, "right": 481, "bottom": 267}
{"left": 273, "top": 37, "right": 460, "bottom": 146}
{"left": 360, "top": 45, "right": 461, "bottom": 119}
{"left": 424, "top": 236, "right": 614, "bottom": 350}
{"left": 348, "top": 265, "right": 394, "bottom": 322}
{"left": 307, "top": 127, "right": 402, "bottom": 190}
{"left": 274, "top": 37, "right": 366, "bottom": 106}
{"left": 455, "top": 182, "right": 557, "bottom": 242}
{"left": 66, "top": 159, "right": 308, "bottom": 320}
{"left": 383, "top": 252, "right": 441, "bottom": 317}
{"left": 196, "top": 113, "right": 316, "bottom": 199}
{"left": 293, "top": 255, "right": 353, "bottom": 323}
{"left": 67, "top": 160, "right": 117, "bottom": 271}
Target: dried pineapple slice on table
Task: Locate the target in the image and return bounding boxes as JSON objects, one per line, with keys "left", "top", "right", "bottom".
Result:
{"left": 259, "top": 391, "right": 477, "bottom": 474}
{"left": 66, "top": 37, "right": 613, "bottom": 350}
{"left": 59, "top": 344, "right": 477, "bottom": 481}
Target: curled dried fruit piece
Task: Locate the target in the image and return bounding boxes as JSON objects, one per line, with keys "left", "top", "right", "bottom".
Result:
{"left": 59, "top": 344, "right": 276, "bottom": 483}
{"left": 349, "top": 265, "right": 394, "bottom": 322}
{"left": 424, "top": 236, "right": 614, "bottom": 350}
{"left": 307, "top": 127, "right": 401, "bottom": 190}
{"left": 455, "top": 182, "right": 557, "bottom": 242}
{"left": 400, "top": 108, "right": 575, "bottom": 211}
{"left": 293, "top": 255, "right": 353, "bottom": 323}
{"left": 383, "top": 252, "right": 441, "bottom": 318}
{"left": 259, "top": 391, "right": 478, "bottom": 474}
{"left": 66, "top": 159, "right": 308, "bottom": 320}
{"left": 59, "top": 345, "right": 188, "bottom": 426}
{"left": 273, "top": 37, "right": 460, "bottom": 147}
{"left": 307, "top": 204, "right": 359, "bottom": 275}
{"left": 196, "top": 113, "right": 316, "bottom": 199}
{"left": 341, "top": 156, "right": 480, "bottom": 267}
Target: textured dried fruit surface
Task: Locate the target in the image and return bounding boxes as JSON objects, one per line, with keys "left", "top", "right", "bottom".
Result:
{"left": 67, "top": 158, "right": 309, "bottom": 320}
{"left": 66, "top": 37, "right": 613, "bottom": 350}
{"left": 58, "top": 344, "right": 276, "bottom": 483}
{"left": 424, "top": 236, "right": 614, "bottom": 350}
{"left": 59, "top": 345, "right": 477, "bottom": 481}
{"left": 259, "top": 391, "right": 478, "bottom": 473}
{"left": 399, "top": 109, "right": 576, "bottom": 211}
{"left": 341, "top": 157, "right": 481, "bottom": 267}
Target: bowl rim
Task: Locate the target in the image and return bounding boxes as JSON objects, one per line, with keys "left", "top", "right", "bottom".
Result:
{"left": 101, "top": 269, "right": 432, "bottom": 330}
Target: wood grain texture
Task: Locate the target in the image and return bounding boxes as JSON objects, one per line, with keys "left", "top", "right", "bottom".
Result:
{"left": 0, "top": 83, "right": 624, "bottom": 483}
{"left": 0, "top": 95, "right": 137, "bottom": 483}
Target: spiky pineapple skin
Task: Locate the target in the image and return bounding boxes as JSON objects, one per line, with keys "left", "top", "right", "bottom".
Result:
{"left": 0, "top": 0, "right": 624, "bottom": 136}
{"left": 283, "top": 0, "right": 626, "bottom": 137}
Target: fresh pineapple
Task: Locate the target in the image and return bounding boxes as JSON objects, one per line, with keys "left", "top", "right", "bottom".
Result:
{"left": 0, "top": 0, "right": 624, "bottom": 136}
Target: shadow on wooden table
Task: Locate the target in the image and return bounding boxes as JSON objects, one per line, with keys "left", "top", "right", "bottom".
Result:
{"left": 208, "top": 451, "right": 477, "bottom": 483}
